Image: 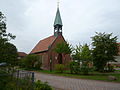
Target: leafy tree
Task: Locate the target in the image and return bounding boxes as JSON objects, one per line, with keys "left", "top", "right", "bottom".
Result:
{"left": 21, "top": 54, "right": 42, "bottom": 69}
{"left": 69, "top": 61, "right": 80, "bottom": 74}
{"left": 0, "top": 12, "right": 15, "bottom": 41}
{"left": 54, "top": 42, "right": 72, "bottom": 64}
{"left": 81, "top": 44, "right": 92, "bottom": 63}
{"left": 80, "top": 44, "right": 92, "bottom": 74}
{"left": 0, "top": 11, "right": 17, "bottom": 65}
{"left": 0, "top": 42, "right": 18, "bottom": 65}
{"left": 92, "top": 32, "right": 118, "bottom": 72}
{"left": 72, "top": 44, "right": 82, "bottom": 61}
{"left": 72, "top": 44, "right": 93, "bottom": 75}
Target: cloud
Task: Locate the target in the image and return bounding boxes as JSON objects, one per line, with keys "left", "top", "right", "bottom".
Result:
{"left": 0, "top": 0, "right": 120, "bottom": 53}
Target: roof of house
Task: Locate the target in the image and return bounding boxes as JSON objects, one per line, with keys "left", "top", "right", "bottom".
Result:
{"left": 30, "top": 35, "right": 57, "bottom": 54}
{"left": 18, "top": 52, "right": 27, "bottom": 57}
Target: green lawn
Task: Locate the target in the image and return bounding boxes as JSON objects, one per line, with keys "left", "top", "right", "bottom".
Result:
{"left": 21, "top": 68, "right": 120, "bottom": 83}
{"left": 37, "top": 70, "right": 120, "bottom": 83}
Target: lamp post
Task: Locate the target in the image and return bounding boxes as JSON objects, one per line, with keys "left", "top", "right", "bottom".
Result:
{"left": 50, "top": 58, "right": 52, "bottom": 72}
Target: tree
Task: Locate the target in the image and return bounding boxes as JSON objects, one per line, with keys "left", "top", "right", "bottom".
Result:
{"left": 21, "top": 54, "right": 42, "bottom": 69}
{"left": 0, "top": 12, "right": 15, "bottom": 41}
{"left": 72, "top": 44, "right": 82, "bottom": 61}
{"left": 80, "top": 44, "right": 92, "bottom": 63}
{"left": 92, "top": 32, "right": 118, "bottom": 72}
{"left": 71, "top": 44, "right": 92, "bottom": 75}
{"left": 0, "top": 42, "right": 18, "bottom": 65}
{"left": 0, "top": 11, "right": 17, "bottom": 66}
{"left": 54, "top": 42, "right": 72, "bottom": 64}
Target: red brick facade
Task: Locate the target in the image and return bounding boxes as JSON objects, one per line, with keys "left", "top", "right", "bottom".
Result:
{"left": 30, "top": 35, "right": 71, "bottom": 70}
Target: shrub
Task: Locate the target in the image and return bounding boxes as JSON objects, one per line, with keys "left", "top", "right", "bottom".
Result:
{"left": 69, "top": 61, "right": 80, "bottom": 74}
{"left": 20, "top": 54, "right": 42, "bottom": 69}
{"left": 55, "top": 64, "right": 65, "bottom": 73}
{"left": 0, "top": 70, "right": 33, "bottom": 90}
{"left": 108, "top": 64, "right": 115, "bottom": 72}
{"left": 34, "top": 80, "right": 52, "bottom": 90}
{"left": 69, "top": 61, "right": 94, "bottom": 75}
{"left": 0, "top": 67, "right": 53, "bottom": 90}
{"left": 81, "top": 64, "right": 90, "bottom": 75}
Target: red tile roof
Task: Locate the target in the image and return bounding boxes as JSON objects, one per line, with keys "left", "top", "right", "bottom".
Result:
{"left": 18, "top": 52, "right": 27, "bottom": 57}
{"left": 30, "top": 35, "right": 56, "bottom": 54}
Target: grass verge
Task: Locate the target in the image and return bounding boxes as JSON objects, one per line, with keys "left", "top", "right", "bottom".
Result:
{"left": 37, "top": 70, "right": 120, "bottom": 83}
{"left": 20, "top": 68, "right": 120, "bottom": 83}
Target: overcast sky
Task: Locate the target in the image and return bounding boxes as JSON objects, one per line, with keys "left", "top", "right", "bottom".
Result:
{"left": 0, "top": 0, "right": 120, "bottom": 53}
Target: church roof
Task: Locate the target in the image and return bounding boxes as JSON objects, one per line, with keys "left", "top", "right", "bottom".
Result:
{"left": 54, "top": 8, "right": 63, "bottom": 26}
{"left": 30, "top": 35, "right": 56, "bottom": 54}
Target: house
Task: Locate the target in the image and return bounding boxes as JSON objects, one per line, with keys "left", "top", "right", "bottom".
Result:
{"left": 30, "top": 7, "right": 71, "bottom": 70}
{"left": 109, "top": 43, "right": 120, "bottom": 67}
{"left": 18, "top": 52, "right": 27, "bottom": 59}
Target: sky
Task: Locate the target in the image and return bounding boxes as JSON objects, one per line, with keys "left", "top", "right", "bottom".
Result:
{"left": 0, "top": 0, "right": 120, "bottom": 53}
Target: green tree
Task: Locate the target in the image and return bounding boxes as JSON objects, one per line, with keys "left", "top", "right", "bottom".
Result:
{"left": 72, "top": 44, "right": 92, "bottom": 75}
{"left": 92, "top": 32, "right": 118, "bottom": 72}
{"left": 81, "top": 44, "right": 92, "bottom": 63}
{"left": 0, "top": 12, "right": 15, "bottom": 41}
{"left": 0, "top": 42, "right": 18, "bottom": 66}
{"left": 54, "top": 42, "right": 72, "bottom": 64}
{"left": 72, "top": 44, "right": 82, "bottom": 61}
{"left": 21, "top": 54, "right": 42, "bottom": 69}
{"left": 0, "top": 11, "right": 17, "bottom": 65}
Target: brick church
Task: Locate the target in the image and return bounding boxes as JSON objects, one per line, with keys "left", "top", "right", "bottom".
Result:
{"left": 30, "top": 7, "right": 71, "bottom": 70}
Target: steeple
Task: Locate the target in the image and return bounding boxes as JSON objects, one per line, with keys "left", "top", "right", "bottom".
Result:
{"left": 54, "top": 0, "right": 63, "bottom": 37}
{"left": 54, "top": 8, "right": 63, "bottom": 26}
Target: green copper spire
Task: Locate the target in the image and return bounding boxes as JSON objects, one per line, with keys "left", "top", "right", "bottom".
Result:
{"left": 54, "top": 0, "right": 63, "bottom": 37}
{"left": 54, "top": 8, "right": 63, "bottom": 26}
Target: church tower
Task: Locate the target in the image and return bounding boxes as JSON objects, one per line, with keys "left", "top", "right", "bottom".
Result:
{"left": 54, "top": 3, "right": 63, "bottom": 37}
{"left": 30, "top": 0, "right": 71, "bottom": 70}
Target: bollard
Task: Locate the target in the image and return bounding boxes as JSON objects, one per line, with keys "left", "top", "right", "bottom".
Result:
{"left": 32, "top": 72, "right": 34, "bottom": 83}
{"left": 31, "top": 72, "right": 34, "bottom": 90}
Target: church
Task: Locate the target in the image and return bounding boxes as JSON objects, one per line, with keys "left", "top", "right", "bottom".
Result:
{"left": 30, "top": 6, "right": 71, "bottom": 70}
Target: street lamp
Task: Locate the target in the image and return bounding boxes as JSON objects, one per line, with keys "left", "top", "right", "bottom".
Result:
{"left": 50, "top": 59, "right": 52, "bottom": 72}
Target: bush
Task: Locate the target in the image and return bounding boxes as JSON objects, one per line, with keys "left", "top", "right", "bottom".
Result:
{"left": 34, "top": 80, "right": 52, "bottom": 90}
{"left": 108, "top": 64, "right": 115, "bottom": 72}
{"left": 0, "top": 69, "right": 53, "bottom": 90}
{"left": 0, "top": 71, "right": 33, "bottom": 90}
{"left": 69, "top": 61, "right": 94, "bottom": 75}
{"left": 55, "top": 64, "right": 65, "bottom": 73}
{"left": 81, "top": 64, "right": 90, "bottom": 75}
{"left": 104, "top": 64, "right": 115, "bottom": 72}
{"left": 20, "top": 54, "right": 42, "bottom": 69}
{"left": 69, "top": 61, "right": 80, "bottom": 74}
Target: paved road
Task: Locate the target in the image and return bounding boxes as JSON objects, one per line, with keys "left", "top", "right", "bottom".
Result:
{"left": 35, "top": 72, "right": 120, "bottom": 90}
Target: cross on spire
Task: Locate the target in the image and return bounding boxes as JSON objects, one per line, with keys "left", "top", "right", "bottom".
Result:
{"left": 57, "top": 0, "right": 60, "bottom": 8}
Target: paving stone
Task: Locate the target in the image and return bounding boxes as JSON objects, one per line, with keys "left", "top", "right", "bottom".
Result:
{"left": 34, "top": 72, "right": 120, "bottom": 90}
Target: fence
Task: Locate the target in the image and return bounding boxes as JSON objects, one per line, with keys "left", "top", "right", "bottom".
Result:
{"left": 15, "top": 70, "right": 34, "bottom": 83}
{"left": 0, "top": 68, "right": 35, "bottom": 90}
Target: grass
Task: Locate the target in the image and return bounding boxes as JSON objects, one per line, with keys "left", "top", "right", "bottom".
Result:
{"left": 37, "top": 70, "right": 120, "bottom": 83}
{"left": 20, "top": 68, "right": 120, "bottom": 83}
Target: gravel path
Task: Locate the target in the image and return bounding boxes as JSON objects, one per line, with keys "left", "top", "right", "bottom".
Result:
{"left": 34, "top": 72, "right": 120, "bottom": 90}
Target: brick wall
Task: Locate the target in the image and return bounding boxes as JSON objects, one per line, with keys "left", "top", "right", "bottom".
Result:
{"left": 37, "top": 35, "right": 71, "bottom": 70}
{"left": 48, "top": 35, "right": 71, "bottom": 70}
